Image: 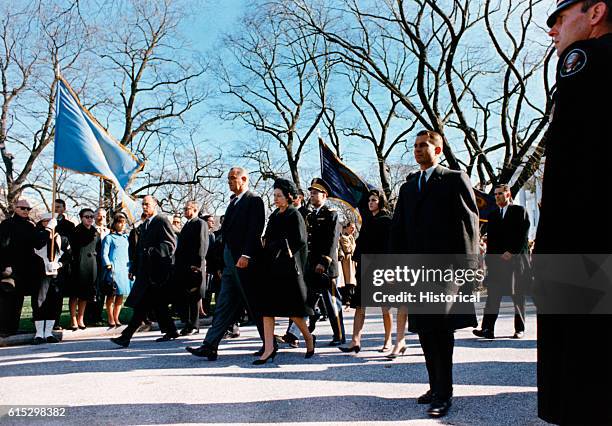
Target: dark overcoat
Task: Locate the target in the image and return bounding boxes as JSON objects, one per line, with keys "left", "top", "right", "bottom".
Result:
{"left": 125, "top": 214, "right": 176, "bottom": 308}
{"left": 389, "top": 165, "right": 480, "bottom": 333}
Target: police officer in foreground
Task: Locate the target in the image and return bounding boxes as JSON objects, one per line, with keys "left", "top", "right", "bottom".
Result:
{"left": 305, "top": 178, "right": 345, "bottom": 345}
{"left": 535, "top": 1, "right": 612, "bottom": 424}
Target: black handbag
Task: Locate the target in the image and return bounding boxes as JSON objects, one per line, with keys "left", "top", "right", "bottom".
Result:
{"left": 100, "top": 268, "right": 118, "bottom": 296}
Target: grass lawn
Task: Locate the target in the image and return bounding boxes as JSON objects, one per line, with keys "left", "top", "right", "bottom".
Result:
{"left": 18, "top": 298, "right": 133, "bottom": 333}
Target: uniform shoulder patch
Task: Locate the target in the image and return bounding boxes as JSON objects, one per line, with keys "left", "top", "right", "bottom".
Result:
{"left": 560, "top": 48, "right": 587, "bottom": 77}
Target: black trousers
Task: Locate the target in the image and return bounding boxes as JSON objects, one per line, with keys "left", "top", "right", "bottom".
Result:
{"left": 32, "top": 279, "right": 62, "bottom": 320}
{"left": 183, "top": 292, "right": 201, "bottom": 331}
{"left": 122, "top": 288, "right": 177, "bottom": 340}
{"left": 308, "top": 283, "right": 345, "bottom": 340}
{"left": 482, "top": 293, "right": 525, "bottom": 333}
{"left": 0, "top": 291, "right": 24, "bottom": 336}
{"left": 418, "top": 330, "right": 454, "bottom": 400}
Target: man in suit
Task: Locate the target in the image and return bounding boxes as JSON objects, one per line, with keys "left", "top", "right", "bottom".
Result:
{"left": 110, "top": 195, "right": 177, "bottom": 347}
{"left": 473, "top": 184, "right": 530, "bottom": 339}
{"left": 175, "top": 201, "right": 208, "bottom": 336}
{"left": 535, "top": 2, "right": 612, "bottom": 424}
{"left": 186, "top": 167, "right": 265, "bottom": 360}
{"left": 390, "top": 130, "right": 479, "bottom": 418}
{"left": 305, "top": 178, "right": 345, "bottom": 346}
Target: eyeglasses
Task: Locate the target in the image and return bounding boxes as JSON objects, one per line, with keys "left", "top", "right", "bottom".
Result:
{"left": 82, "top": 215, "right": 95, "bottom": 219}
{"left": 16, "top": 207, "right": 32, "bottom": 211}
{"left": 494, "top": 192, "right": 505, "bottom": 196}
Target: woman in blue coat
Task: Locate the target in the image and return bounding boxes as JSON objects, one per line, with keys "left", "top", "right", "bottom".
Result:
{"left": 101, "top": 213, "right": 132, "bottom": 327}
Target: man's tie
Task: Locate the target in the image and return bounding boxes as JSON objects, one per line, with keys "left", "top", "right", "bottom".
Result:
{"left": 419, "top": 171, "right": 427, "bottom": 192}
{"left": 499, "top": 207, "right": 504, "bottom": 219}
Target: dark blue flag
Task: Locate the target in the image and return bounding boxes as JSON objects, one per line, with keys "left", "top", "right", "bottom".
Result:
{"left": 473, "top": 188, "right": 497, "bottom": 222}
{"left": 319, "top": 139, "right": 375, "bottom": 210}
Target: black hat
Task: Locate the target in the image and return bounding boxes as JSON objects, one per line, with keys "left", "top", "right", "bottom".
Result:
{"left": 547, "top": 0, "right": 588, "bottom": 27}
{"left": 308, "top": 178, "right": 332, "bottom": 196}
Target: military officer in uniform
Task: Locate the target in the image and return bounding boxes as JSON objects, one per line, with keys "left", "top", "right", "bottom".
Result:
{"left": 535, "top": 1, "right": 612, "bottom": 424}
{"left": 305, "top": 178, "right": 345, "bottom": 346}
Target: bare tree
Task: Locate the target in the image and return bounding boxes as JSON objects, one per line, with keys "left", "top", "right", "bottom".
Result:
{"left": 0, "top": 1, "right": 91, "bottom": 215}
{"left": 282, "top": 0, "right": 554, "bottom": 192}
{"left": 86, "top": 0, "right": 208, "bottom": 207}
{"left": 216, "top": 4, "right": 335, "bottom": 188}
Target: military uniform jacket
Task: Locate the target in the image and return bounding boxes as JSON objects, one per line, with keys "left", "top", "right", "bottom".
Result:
{"left": 535, "top": 33, "right": 612, "bottom": 254}
{"left": 305, "top": 204, "right": 340, "bottom": 278}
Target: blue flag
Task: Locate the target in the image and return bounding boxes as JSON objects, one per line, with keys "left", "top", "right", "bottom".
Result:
{"left": 54, "top": 78, "right": 144, "bottom": 188}
{"left": 319, "top": 138, "right": 375, "bottom": 210}
{"left": 473, "top": 188, "right": 497, "bottom": 222}
{"left": 54, "top": 77, "right": 144, "bottom": 217}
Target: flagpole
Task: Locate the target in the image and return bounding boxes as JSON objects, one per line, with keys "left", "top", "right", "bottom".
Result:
{"left": 50, "top": 65, "right": 60, "bottom": 262}
{"left": 50, "top": 164, "right": 58, "bottom": 262}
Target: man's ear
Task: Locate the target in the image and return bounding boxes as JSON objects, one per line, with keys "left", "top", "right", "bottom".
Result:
{"left": 435, "top": 146, "right": 442, "bottom": 155}
{"left": 591, "top": 2, "right": 609, "bottom": 25}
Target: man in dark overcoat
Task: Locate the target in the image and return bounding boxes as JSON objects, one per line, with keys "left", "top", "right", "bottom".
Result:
{"left": 390, "top": 130, "right": 479, "bottom": 418}
{"left": 174, "top": 200, "right": 208, "bottom": 335}
{"left": 0, "top": 199, "right": 36, "bottom": 336}
{"left": 110, "top": 195, "right": 177, "bottom": 347}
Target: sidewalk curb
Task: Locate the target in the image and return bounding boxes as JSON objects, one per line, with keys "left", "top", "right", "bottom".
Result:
{"left": 0, "top": 318, "right": 214, "bottom": 348}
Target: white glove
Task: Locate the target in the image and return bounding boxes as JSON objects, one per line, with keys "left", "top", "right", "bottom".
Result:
{"left": 46, "top": 218, "right": 57, "bottom": 230}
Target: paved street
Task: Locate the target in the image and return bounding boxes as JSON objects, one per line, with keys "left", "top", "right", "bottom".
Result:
{"left": 0, "top": 304, "right": 545, "bottom": 425}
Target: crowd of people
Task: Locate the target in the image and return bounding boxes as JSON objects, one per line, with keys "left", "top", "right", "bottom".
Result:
{"left": 1, "top": 2, "right": 611, "bottom": 422}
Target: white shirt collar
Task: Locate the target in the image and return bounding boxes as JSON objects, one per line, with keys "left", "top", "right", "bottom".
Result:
{"left": 498, "top": 204, "right": 509, "bottom": 218}
{"left": 419, "top": 164, "right": 437, "bottom": 182}
{"left": 233, "top": 188, "right": 248, "bottom": 204}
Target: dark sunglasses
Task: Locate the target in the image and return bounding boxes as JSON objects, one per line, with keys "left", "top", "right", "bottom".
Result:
{"left": 82, "top": 215, "right": 95, "bottom": 219}
{"left": 17, "top": 206, "right": 32, "bottom": 211}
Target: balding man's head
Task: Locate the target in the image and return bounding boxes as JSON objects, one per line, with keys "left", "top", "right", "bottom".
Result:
{"left": 228, "top": 167, "right": 249, "bottom": 195}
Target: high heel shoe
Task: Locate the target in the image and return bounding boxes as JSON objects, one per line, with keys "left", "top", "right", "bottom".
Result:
{"left": 252, "top": 348, "right": 278, "bottom": 365}
{"left": 378, "top": 344, "right": 391, "bottom": 353}
{"left": 385, "top": 345, "right": 407, "bottom": 359}
{"left": 339, "top": 344, "right": 361, "bottom": 353}
{"left": 78, "top": 325, "right": 87, "bottom": 330}
{"left": 305, "top": 335, "right": 316, "bottom": 359}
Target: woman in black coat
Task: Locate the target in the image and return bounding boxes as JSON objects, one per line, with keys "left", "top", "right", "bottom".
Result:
{"left": 340, "top": 189, "right": 396, "bottom": 354}
{"left": 68, "top": 208, "right": 99, "bottom": 330}
{"left": 255, "top": 179, "right": 316, "bottom": 365}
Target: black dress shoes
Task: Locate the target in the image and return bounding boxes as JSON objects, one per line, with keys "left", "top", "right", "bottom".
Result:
{"left": 186, "top": 343, "right": 218, "bottom": 361}
{"left": 180, "top": 328, "right": 199, "bottom": 336}
{"left": 512, "top": 331, "right": 524, "bottom": 339}
{"left": 427, "top": 398, "right": 452, "bottom": 417}
{"left": 417, "top": 390, "right": 434, "bottom": 404}
{"left": 328, "top": 338, "right": 346, "bottom": 347}
{"left": 156, "top": 332, "right": 179, "bottom": 342}
{"left": 110, "top": 335, "right": 130, "bottom": 348}
{"left": 472, "top": 328, "right": 495, "bottom": 339}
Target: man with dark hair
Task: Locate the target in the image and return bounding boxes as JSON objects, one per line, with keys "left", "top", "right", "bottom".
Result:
{"left": 110, "top": 195, "right": 178, "bottom": 347}
{"left": 535, "top": 1, "right": 612, "bottom": 423}
{"left": 0, "top": 200, "right": 36, "bottom": 337}
{"left": 390, "top": 130, "right": 479, "bottom": 418}
{"left": 473, "top": 184, "right": 530, "bottom": 340}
